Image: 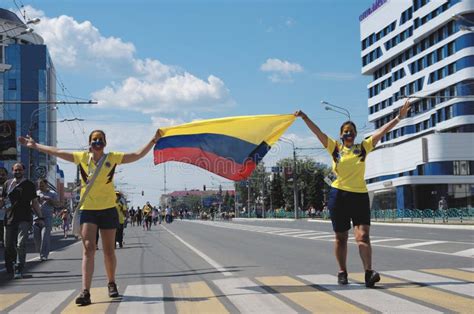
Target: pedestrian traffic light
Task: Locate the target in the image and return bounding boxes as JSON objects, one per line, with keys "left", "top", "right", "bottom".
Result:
{"left": 141, "top": 190, "right": 144, "bottom": 196}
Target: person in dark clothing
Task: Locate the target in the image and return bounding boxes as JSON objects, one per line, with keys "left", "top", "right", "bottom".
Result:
{"left": 1, "top": 163, "right": 44, "bottom": 279}
{"left": 0, "top": 166, "right": 9, "bottom": 248}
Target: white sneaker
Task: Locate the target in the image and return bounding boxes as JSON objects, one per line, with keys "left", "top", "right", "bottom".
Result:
{"left": 40, "top": 256, "right": 48, "bottom": 261}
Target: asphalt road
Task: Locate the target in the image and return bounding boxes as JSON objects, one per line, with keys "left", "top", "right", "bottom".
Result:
{"left": 0, "top": 219, "right": 473, "bottom": 313}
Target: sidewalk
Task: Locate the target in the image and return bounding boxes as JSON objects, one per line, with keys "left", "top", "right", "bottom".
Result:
{"left": 0, "top": 229, "right": 77, "bottom": 277}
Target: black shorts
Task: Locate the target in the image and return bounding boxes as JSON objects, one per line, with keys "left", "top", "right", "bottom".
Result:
{"left": 80, "top": 207, "right": 119, "bottom": 229}
{"left": 328, "top": 188, "right": 370, "bottom": 232}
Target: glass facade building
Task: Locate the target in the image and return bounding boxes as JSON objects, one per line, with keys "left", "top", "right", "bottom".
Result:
{"left": 360, "top": 0, "right": 474, "bottom": 210}
{"left": 0, "top": 8, "right": 57, "bottom": 183}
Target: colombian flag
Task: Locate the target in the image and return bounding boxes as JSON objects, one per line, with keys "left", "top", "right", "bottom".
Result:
{"left": 153, "top": 114, "right": 296, "bottom": 181}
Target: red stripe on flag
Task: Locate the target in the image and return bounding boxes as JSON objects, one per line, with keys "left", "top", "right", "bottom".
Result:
{"left": 154, "top": 147, "right": 256, "bottom": 181}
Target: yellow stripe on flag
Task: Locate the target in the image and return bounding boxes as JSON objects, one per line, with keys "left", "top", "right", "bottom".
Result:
{"left": 160, "top": 114, "right": 296, "bottom": 146}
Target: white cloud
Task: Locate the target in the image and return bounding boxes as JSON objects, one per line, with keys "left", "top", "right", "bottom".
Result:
{"left": 260, "top": 58, "right": 303, "bottom": 74}
{"left": 24, "top": 7, "right": 135, "bottom": 70}
{"left": 23, "top": 5, "right": 232, "bottom": 116}
{"left": 260, "top": 58, "right": 303, "bottom": 83}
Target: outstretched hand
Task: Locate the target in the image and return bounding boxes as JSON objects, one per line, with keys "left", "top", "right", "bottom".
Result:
{"left": 153, "top": 129, "right": 163, "bottom": 143}
{"left": 294, "top": 110, "right": 307, "bottom": 119}
{"left": 399, "top": 99, "right": 411, "bottom": 118}
{"left": 18, "top": 136, "right": 36, "bottom": 148}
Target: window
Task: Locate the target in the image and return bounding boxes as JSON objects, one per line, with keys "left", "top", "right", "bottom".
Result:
{"left": 454, "top": 161, "right": 471, "bottom": 175}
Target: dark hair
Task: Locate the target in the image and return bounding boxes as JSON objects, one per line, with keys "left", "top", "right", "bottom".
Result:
{"left": 12, "top": 162, "right": 26, "bottom": 170}
{"left": 88, "top": 130, "right": 107, "bottom": 144}
{"left": 339, "top": 121, "right": 357, "bottom": 134}
{"left": 37, "top": 178, "right": 48, "bottom": 184}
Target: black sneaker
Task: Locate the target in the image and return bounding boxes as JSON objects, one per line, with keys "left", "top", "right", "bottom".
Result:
{"left": 337, "top": 271, "right": 348, "bottom": 285}
{"left": 13, "top": 265, "right": 23, "bottom": 279}
{"left": 365, "top": 270, "right": 381, "bottom": 288}
{"left": 108, "top": 282, "right": 119, "bottom": 297}
{"left": 75, "top": 290, "right": 91, "bottom": 306}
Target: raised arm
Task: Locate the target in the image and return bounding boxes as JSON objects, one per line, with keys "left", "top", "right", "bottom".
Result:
{"left": 294, "top": 110, "right": 328, "bottom": 147}
{"left": 18, "top": 136, "right": 75, "bottom": 162}
{"left": 122, "top": 129, "right": 162, "bottom": 164}
{"left": 372, "top": 99, "right": 411, "bottom": 146}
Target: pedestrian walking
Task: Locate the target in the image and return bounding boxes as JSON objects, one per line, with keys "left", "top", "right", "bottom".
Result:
{"left": 165, "top": 206, "right": 172, "bottom": 224}
{"left": 295, "top": 99, "right": 410, "bottom": 288}
{"left": 115, "top": 192, "right": 127, "bottom": 248}
{"left": 33, "top": 179, "right": 59, "bottom": 261}
{"left": 1, "top": 163, "right": 44, "bottom": 279}
{"left": 136, "top": 206, "right": 142, "bottom": 226}
{"left": 60, "top": 208, "right": 70, "bottom": 238}
{"left": 0, "top": 166, "right": 9, "bottom": 248}
{"left": 143, "top": 202, "right": 152, "bottom": 230}
{"left": 152, "top": 206, "right": 159, "bottom": 226}
{"left": 18, "top": 128, "right": 161, "bottom": 305}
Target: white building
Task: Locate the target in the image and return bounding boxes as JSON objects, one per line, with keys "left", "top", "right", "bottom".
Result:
{"left": 360, "top": 0, "right": 474, "bottom": 210}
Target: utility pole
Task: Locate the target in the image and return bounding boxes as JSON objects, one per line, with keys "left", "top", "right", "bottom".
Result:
{"left": 247, "top": 179, "right": 251, "bottom": 218}
{"left": 262, "top": 176, "right": 266, "bottom": 219}
{"left": 279, "top": 137, "right": 299, "bottom": 219}
{"left": 293, "top": 148, "right": 298, "bottom": 219}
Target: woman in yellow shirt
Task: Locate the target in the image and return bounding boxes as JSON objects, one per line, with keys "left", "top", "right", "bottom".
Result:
{"left": 295, "top": 99, "right": 410, "bottom": 288}
{"left": 19, "top": 128, "right": 161, "bottom": 305}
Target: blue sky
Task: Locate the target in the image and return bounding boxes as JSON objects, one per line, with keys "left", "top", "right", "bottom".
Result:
{"left": 10, "top": 0, "right": 374, "bottom": 205}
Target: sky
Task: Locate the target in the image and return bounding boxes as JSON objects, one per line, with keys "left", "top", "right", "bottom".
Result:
{"left": 5, "top": 0, "right": 375, "bottom": 206}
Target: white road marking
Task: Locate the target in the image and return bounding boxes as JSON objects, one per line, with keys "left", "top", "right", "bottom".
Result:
{"left": 370, "top": 238, "right": 404, "bottom": 243}
{"left": 452, "top": 248, "right": 474, "bottom": 257}
{"left": 213, "top": 277, "right": 297, "bottom": 313}
{"left": 299, "top": 274, "right": 441, "bottom": 313}
{"left": 163, "top": 225, "right": 232, "bottom": 276}
{"left": 384, "top": 270, "right": 474, "bottom": 297}
{"left": 9, "top": 290, "right": 75, "bottom": 313}
{"left": 396, "top": 241, "right": 447, "bottom": 249}
{"left": 117, "top": 284, "right": 164, "bottom": 314}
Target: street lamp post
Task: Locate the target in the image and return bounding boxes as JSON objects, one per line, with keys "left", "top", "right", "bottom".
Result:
{"left": 27, "top": 106, "right": 42, "bottom": 180}
{"left": 321, "top": 100, "right": 351, "bottom": 121}
{"left": 279, "top": 137, "right": 299, "bottom": 219}
{"left": 247, "top": 179, "right": 251, "bottom": 218}
{"left": 27, "top": 105, "right": 58, "bottom": 180}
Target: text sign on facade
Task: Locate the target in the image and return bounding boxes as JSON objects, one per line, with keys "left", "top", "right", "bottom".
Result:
{"left": 359, "top": 0, "right": 388, "bottom": 22}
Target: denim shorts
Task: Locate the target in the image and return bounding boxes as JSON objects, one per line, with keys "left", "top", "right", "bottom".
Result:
{"left": 80, "top": 207, "right": 118, "bottom": 229}
{"left": 328, "top": 188, "right": 370, "bottom": 232}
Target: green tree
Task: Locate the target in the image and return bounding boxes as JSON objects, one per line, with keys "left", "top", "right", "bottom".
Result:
{"left": 270, "top": 172, "right": 284, "bottom": 209}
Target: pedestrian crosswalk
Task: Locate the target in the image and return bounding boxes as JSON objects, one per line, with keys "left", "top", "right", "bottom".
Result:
{"left": 1, "top": 268, "right": 473, "bottom": 313}
{"left": 187, "top": 220, "right": 474, "bottom": 258}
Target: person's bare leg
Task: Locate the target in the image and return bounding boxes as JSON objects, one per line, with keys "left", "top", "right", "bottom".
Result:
{"left": 354, "top": 224, "right": 372, "bottom": 270}
{"left": 334, "top": 231, "right": 349, "bottom": 271}
{"left": 100, "top": 228, "right": 117, "bottom": 283}
{"left": 81, "top": 223, "right": 98, "bottom": 290}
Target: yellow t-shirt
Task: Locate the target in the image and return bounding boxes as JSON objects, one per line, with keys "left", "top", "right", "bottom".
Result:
{"left": 143, "top": 204, "right": 152, "bottom": 217}
{"left": 116, "top": 202, "right": 128, "bottom": 224}
{"left": 73, "top": 151, "right": 124, "bottom": 210}
{"left": 325, "top": 136, "right": 374, "bottom": 193}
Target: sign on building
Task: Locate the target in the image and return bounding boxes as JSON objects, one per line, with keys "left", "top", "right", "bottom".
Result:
{"left": 0, "top": 120, "right": 16, "bottom": 160}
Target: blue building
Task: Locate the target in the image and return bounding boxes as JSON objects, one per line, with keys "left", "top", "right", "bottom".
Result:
{"left": 0, "top": 8, "right": 57, "bottom": 183}
{"left": 360, "top": 0, "right": 474, "bottom": 210}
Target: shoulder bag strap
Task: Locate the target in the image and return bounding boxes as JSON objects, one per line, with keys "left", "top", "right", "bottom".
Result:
{"left": 75, "top": 154, "right": 108, "bottom": 211}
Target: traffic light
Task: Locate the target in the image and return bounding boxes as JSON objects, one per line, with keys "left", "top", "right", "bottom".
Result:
{"left": 203, "top": 185, "right": 206, "bottom": 191}
{"left": 141, "top": 190, "right": 144, "bottom": 196}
